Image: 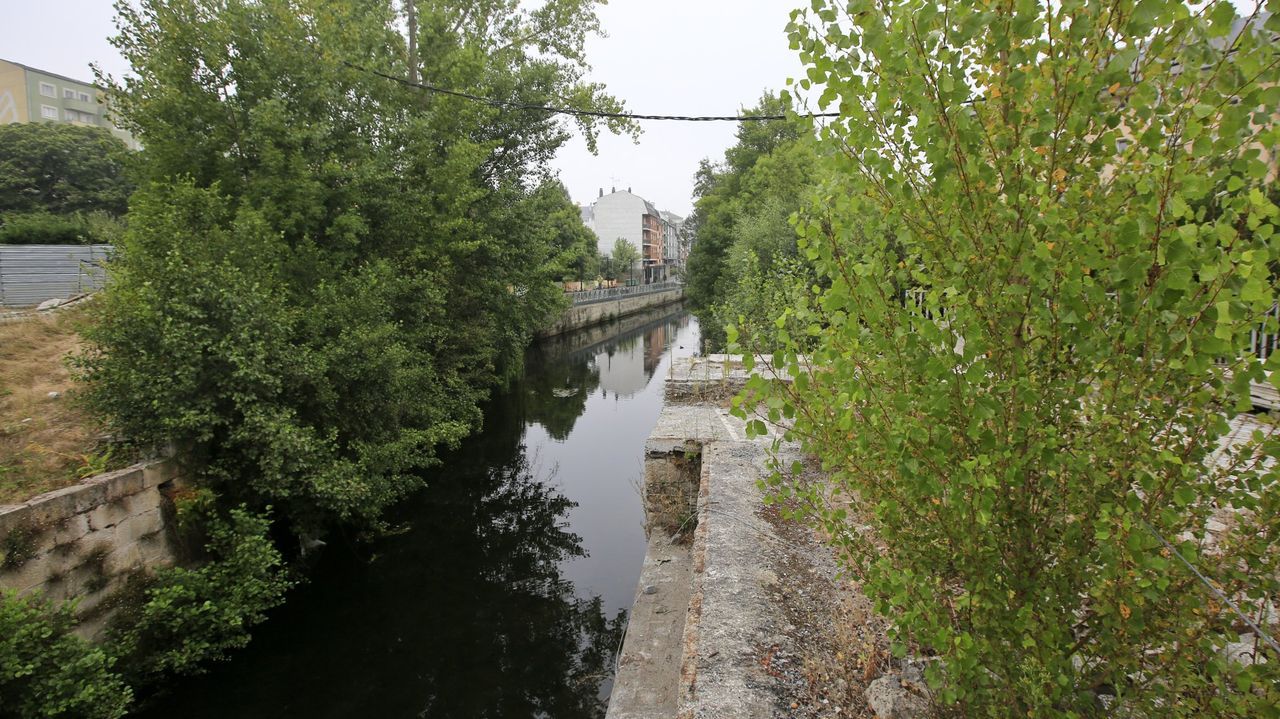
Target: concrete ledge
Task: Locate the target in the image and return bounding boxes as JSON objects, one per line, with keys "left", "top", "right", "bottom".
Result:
{"left": 610, "top": 357, "right": 816, "bottom": 718}
{"left": 608, "top": 531, "right": 693, "bottom": 719}
{"left": 677, "top": 439, "right": 786, "bottom": 718}
{"left": 540, "top": 288, "right": 684, "bottom": 337}
{"left": 0, "top": 456, "right": 188, "bottom": 634}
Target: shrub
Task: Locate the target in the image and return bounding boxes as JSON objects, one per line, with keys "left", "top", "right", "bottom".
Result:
{"left": 740, "top": 0, "right": 1280, "bottom": 715}
{"left": 0, "top": 212, "right": 125, "bottom": 246}
{"left": 0, "top": 123, "right": 133, "bottom": 217}
{"left": 0, "top": 213, "right": 93, "bottom": 245}
{"left": 0, "top": 590, "right": 132, "bottom": 719}
{"left": 112, "top": 503, "right": 291, "bottom": 679}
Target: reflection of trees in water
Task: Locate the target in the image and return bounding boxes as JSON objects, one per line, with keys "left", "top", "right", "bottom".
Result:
{"left": 134, "top": 415, "right": 624, "bottom": 719}
{"left": 518, "top": 350, "right": 601, "bottom": 441}
{"left": 137, "top": 313, "right": 705, "bottom": 719}
{"left": 402, "top": 448, "right": 627, "bottom": 719}
{"left": 521, "top": 311, "right": 689, "bottom": 438}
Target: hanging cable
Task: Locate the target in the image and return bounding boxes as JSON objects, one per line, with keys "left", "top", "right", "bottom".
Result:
{"left": 1140, "top": 517, "right": 1280, "bottom": 655}
{"left": 340, "top": 60, "right": 841, "bottom": 122}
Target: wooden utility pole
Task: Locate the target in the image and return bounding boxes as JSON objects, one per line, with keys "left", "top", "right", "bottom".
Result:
{"left": 405, "top": 0, "right": 418, "bottom": 84}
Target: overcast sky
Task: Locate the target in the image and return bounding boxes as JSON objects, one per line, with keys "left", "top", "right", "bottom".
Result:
{"left": 0, "top": 1, "right": 806, "bottom": 217}
{"left": 554, "top": 0, "right": 806, "bottom": 216}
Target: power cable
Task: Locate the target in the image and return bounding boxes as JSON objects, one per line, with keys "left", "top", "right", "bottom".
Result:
{"left": 345, "top": 47, "right": 1280, "bottom": 656}
{"left": 1140, "top": 517, "right": 1280, "bottom": 655}
{"left": 341, "top": 60, "right": 842, "bottom": 122}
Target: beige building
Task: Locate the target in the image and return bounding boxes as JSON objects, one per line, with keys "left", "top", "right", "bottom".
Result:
{"left": 580, "top": 187, "right": 681, "bottom": 284}
{"left": 0, "top": 58, "right": 138, "bottom": 149}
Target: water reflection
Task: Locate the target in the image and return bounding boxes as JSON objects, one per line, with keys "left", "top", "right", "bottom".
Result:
{"left": 133, "top": 308, "right": 697, "bottom": 718}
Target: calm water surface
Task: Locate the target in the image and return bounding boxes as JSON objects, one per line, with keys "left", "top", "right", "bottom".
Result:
{"left": 134, "top": 307, "right": 699, "bottom": 719}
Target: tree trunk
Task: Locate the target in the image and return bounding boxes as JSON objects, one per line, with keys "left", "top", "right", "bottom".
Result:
{"left": 405, "top": 0, "right": 418, "bottom": 84}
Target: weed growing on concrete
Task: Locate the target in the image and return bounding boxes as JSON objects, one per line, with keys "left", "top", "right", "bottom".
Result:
{"left": 0, "top": 522, "right": 41, "bottom": 571}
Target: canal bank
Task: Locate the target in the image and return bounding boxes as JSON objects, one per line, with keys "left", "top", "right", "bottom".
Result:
{"left": 129, "top": 308, "right": 700, "bottom": 718}
{"left": 540, "top": 282, "right": 685, "bottom": 338}
{"left": 608, "top": 357, "right": 891, "bottom": 719}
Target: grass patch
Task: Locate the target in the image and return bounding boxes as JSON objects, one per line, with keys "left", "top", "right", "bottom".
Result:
{"left": 0, "top": 309, "right": 113, "bottom": 504}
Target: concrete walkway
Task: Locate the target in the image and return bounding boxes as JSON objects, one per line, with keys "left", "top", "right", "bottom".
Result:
{"left": 608, "top": 357, "right": 866, "bottom": 719}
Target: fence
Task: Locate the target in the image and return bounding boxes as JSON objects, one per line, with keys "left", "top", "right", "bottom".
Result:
{"left": 0, "top": 244, "right": 112, "bottom": 308}
{"left": 905, "top": 288, "right": 1280, "bottom": 364}
{"left": 1247, "top": 302, "right": 1280, "bottom": 364}
{"left": 569, "top": 279, "right": 683, "bottom": 306}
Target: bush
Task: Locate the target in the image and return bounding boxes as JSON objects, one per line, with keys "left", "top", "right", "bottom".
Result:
{"left": 740, "top": 0, "right": 1280, "bottom": 715}
{"left": 0, "top": 123, "right": 133, "bottom": 217}
{"left": 0, "top": 213, "right": 93, "bottom": 245}
{"left": 0, "top": 590, "right": 132, "bottom": 719}
{"left": 0, "top": 212, "right": 125, "bottom": 246}
{"left": 78, "top": 181, "right": 481, "bottom": 531}
{"left": 112, "top": 502, "right": 291, "bottom": 679}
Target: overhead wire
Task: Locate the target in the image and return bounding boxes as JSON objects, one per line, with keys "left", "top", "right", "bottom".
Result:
{"left": 1140, "top": 517, "right": 1280, "bottom": 655}
{"left": 340, "top": 60, "right": 842, "bottom": 122}
{"left": 346, "top": 49, "right": 1280, "bottom": 660}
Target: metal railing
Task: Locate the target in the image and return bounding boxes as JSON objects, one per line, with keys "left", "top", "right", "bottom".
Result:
{"left": 568, "top": 280, "right": 683, "bottom": 306}
{"left": 1247, "top": 303, "right": 1280, "bottom": 364}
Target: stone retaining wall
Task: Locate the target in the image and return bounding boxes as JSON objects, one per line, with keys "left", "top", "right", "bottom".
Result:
{"left": 539, "top": 288, "right": 684, "bottom": 337}
{"left": 0, "top": 457, "right": 189, "bottom": 636}
{"left": 609, "top": 359, "right": 803, "bottom": 719}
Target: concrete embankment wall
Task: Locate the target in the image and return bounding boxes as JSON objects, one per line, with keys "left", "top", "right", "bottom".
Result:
{"left": 539, "top": 288, "right": 684, "bottom": 338}
{"left": 610, "top": 356, "right": 864, "bottom": 719}
{"left": 0, "top": 458, "right": 189, "bottom": 636}
{"left": 609, "top": 356, "right": 790, "bottom": 719}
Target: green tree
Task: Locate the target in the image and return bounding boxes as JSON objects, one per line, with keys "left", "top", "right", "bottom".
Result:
{"left": 84, "top": 0, "right": 632, "bottom": 533}
{"left": 0, "top": 590, "right": 132, "bottom": 719}
{"left": 684, "top": 93, "right": 817, "bottom": 349}
{"left": 741, "top": 0, "right": 1280, "bottom": 715}
{"left": 0, "top": 123, "right": 134, "bottom": 217}
{"left": 530, "top": 180, "right": 600, "bottom": 282}
{"left": 606, "top": 237, "right": 641, "bottom": 283}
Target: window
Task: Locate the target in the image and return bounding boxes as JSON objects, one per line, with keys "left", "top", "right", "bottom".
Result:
{"left": 64, "top": 88, "right": 76, "bottom": 99}
{"left": 39, "top": 82, "right": 55, "bottom": 98}
{"left": 40, "top": 104, "right": 58, "bottom": 119}
{"left": 77, "top": 91, "right": 91, "bottom": 102}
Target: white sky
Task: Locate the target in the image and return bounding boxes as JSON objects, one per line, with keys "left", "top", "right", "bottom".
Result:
{"left": 0, "top": 0, "right": 807, "bottom": 217}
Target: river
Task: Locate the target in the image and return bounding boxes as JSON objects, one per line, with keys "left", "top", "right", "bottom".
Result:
{"left": 133, "top": 307, "right": 699, "bottom": 719}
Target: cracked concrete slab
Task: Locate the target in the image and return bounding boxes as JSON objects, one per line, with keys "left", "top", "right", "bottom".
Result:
{"left": 606, "top": 531, "right": 693, "bottom": 719}
{"left": 612, "top": 357, "right": 833, "bottom": 719}
{"left": 678, "top": 438, "right": 793, "bottom": 719}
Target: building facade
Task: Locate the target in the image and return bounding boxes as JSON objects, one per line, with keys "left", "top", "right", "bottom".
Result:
{"left": 0, "top": 59, "right": 139, "bottom": 149}
{"left": 659, "top": 210, "right": 685, "bottom": 266}
{"left": 581, "top": 187, "right": 685, "bottom": 284}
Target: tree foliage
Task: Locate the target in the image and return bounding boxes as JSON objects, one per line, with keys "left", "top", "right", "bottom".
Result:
{"left": 534, "top": 180, "right": 601, "bottom": 281}
{"left": 0, "top": 590, "right": 132, "bottom": 719}
{"left": 605, "top": 237, "right": 641, "bottom": 281}
{"left": 739, "top": 0, "right": 1280, "bottom": 715}
{"left": 0, "top": 123, "right": 134, "bottom": 218}
{"left": 684, "top": 93, "right": 818, "bottom": 350}
{"left": 0, "top": 211, "right": 125, "bottom": 246}
{"left": 81, "top": 0, "right": 630, "bottom": 534}
{"left": 112, "top": 503, "right": 290, "bottom": 680}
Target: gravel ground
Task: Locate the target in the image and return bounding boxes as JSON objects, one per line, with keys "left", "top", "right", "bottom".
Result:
{"left": 753, "top": 497, "right": 895, "bottom": 719}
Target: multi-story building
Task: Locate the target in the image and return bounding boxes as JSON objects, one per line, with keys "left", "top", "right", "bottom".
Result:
{"left": 580, "top": 187, "right": 683, "bottom": 284}
{"left": 659, "top": 211, "right": 685, "bottom": 268}
{"left": 0, "top": 59, "right": 139, "bottom": 149}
